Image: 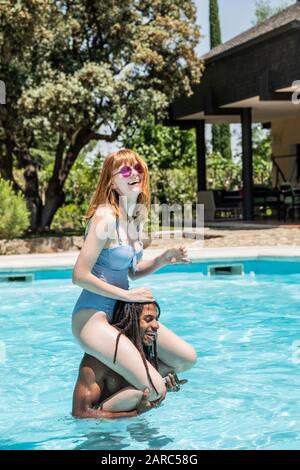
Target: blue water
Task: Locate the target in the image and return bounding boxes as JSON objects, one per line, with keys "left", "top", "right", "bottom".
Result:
{"left": 0, "top": 259, "right": 300, "bottom": 450}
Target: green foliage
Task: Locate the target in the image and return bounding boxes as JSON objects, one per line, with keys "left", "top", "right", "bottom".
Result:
{"left": 209, "top": 0, "right": 231, "bottom": 159}
{"left": 211, "top": 125, "right": 221, "bottom": 156}
{"left": 0, "top": 0, "right": 203, "bottom": 230}
{"left": 219, "top": 124, "right": 232, "bottom": 160}
{"left": 252, "top": 125, "right": 272, "bottom": 186}
{"left": 235, "top": 124, "right": 272, "bottom": 187}
{"left": 254, "top": 0, "right": 294, "bottom": 24}
{"left": 151, "top": 167, "right": 197, "bottom": 204}
{"left": 209, "top": 0, "right": 221, "bottom": 48}
{"left": 122, "top": 116, "right": 196, "bottom": 171}
{"left": 0, "top": 178, "right": 30, "bottom": 239}
{"left": 212, "top": 124, "right": 232, "bottom": 160}
{"left": 50, "top": 151, "right": 103, "bottom": 231}
{"left": 51, "top": 203, "right": 87, "bottom": 232}
{"left": 123, "top": 118, "right": 273, "bottom": 204}
{"left": 49, "top": 123, "right": 273, "bottom": 231}
{"left": 207, "top": 152, "right": 241, "bottom": 190}
{"left": 62, "top": 151, "right": 102, "bottom": 206}
{"left": 207, "top": 131, "right": 271, "bottom": 189}
{"left": 122, "top": 116, "right": 196, "bottom": 204}
{"left": 1, "top": 1, "right": 203, "bottom": 134}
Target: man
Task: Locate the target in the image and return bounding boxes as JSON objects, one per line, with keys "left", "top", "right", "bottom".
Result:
{"left": 72, "top": 301, "right": 186, "bottom": 419}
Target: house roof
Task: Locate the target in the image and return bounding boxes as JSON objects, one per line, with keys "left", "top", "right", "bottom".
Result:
{"left": 203, "top": 2, "right": 300, "bottom": 61}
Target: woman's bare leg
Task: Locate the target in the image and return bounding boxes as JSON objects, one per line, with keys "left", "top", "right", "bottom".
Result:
{"left": 157, "top": 360, "right": 174, "bottom": 377}
{"left": 156, "top": 322, "right": 197, "bottom": 373}
{"left": 72, "top": 309, "right": 166, "bottom": 402}
{"left": 100, "top": 387, "right": 143, "bottom": 412}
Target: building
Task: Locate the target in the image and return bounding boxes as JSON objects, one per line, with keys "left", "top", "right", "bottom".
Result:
{"left": 167, "top": 1, "right": 300, "bottom": 220}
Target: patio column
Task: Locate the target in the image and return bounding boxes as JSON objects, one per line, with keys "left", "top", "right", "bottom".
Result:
{"left": 241, "top": 108, "right": 254, "bottom": 220}
{"left": 196, "top": 120, "right": 206, "bottom": 193}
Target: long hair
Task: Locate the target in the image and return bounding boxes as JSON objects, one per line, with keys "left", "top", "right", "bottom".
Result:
{"left": 111, "top": 301, "right": 161, "bottom": 395}
{"left": 85, "top": 149, "right": 150, "bottom": 223}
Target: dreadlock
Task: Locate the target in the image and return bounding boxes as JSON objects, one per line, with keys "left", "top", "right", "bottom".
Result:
{"left": 111, "top": 300, "right": 161, "bottom": 396}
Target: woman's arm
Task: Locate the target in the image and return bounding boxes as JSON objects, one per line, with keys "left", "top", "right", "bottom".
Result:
{"left": 129, "top": 245, "right": 190, "bottom": 280}
{"left": 72, "top": 208, "right": 129, "bottom": 301}
{"left": 128, "top": 256, "right": 164, "bottom": 280}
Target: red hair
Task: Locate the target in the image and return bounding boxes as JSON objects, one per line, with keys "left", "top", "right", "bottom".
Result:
{"left": 85, "top": 149, "right": 150, "bottom": 222}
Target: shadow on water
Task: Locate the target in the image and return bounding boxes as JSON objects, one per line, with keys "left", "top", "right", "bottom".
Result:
{"left": 127, "top": 421, "right": 173, "bottom": 449}
{"left": 74, "top": 431, "right": 129, "bottom": 450}
{"left": 74, "top": 419, "right": 173, "bottom": 451}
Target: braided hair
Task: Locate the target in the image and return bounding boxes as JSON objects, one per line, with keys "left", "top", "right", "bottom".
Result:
{"left": 111, "top": 300, "right": 161, "bottom": 395}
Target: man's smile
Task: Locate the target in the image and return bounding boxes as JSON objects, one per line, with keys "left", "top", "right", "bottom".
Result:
{"left": 144, "top": 330, "right": 157, "bottom": 343}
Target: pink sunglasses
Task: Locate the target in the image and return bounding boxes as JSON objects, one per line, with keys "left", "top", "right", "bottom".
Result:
{"left": 113, "top": 163, "right": 144, "bottom": 178}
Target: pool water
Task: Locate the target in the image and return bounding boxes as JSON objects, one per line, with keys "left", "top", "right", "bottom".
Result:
{"left": 0, "top": 259, "right": 300, "bottom": 450}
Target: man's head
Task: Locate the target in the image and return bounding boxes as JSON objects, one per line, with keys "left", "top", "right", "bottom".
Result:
{"left": 111, "top": 300, "right": 161, "bottom": 394}
{"left": 111, "top": 300, "right": 160, "bottom": 347}
{"left": 138, "top": 302, "right": 160, "bottom": 346}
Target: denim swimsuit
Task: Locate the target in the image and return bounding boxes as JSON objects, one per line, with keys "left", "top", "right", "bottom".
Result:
{"left": 72, "top": 217, "right": 143, "bottom": 321}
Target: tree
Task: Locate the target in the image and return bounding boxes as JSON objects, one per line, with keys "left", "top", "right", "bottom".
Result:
{"left": 254, "top": 0, "right": 294, "bottom": 24}
{"left": 252, "top": 125, "right": 272, "bottom": 186}
{"left": 235, "top": 124, "right": 272, "bottom": 186}
{"left": 122, "top": 116, "right": 196, "bottom": 171}
{"left": 206, "top": 152, "right": 241, "bottom": 190}
{"left": 0, "top": 0, "right": 203, "bottom": 232}
{"left": 122, "top": 116, "right": 196, "bottom": 204}
{"left": 209, "top": 0, "right": 232, "bottom": 159}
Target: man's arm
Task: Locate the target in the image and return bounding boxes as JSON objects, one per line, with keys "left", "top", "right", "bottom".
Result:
{"left": 72, "top": 365, "right": 137, "bottom": 419}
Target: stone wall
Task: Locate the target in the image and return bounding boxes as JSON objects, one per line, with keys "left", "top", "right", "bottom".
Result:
{"left": 0, "top": 236, "right": 84, "bottom": 255}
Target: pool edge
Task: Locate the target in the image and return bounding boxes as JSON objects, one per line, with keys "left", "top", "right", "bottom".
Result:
{"left": 0, "top": 245, "right": 300, "bottom": 271}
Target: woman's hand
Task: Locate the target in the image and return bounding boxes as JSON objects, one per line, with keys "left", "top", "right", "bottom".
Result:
{"left": 126, "top": 287, "right": 155, "bottom": 303}
{"left": 136, "top": 387, "right": 166, "bottom": 414}
{"left": 159, "top": 245, "right": 191, "bottom": 266}
{"left": 136, "top": 388, "right": 152, "bottom": 414}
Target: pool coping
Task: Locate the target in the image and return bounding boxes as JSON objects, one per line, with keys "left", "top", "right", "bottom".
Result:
{"left": 0, "top": 245, "right": 300, "bottom": 271}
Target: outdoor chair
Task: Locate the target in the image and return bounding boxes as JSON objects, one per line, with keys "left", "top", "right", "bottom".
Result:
{"left": 198, "top": 190, "right": 242, "bottom": 221}
{"left": 253, "top": 185, "right": 280, "bottom": 219}
{"left": 278, "top": 182, "right": 300, "bottom": 221}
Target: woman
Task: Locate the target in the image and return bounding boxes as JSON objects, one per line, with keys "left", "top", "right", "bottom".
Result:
{"left": 72, "top": 148, "right": 197, "bottom": 404}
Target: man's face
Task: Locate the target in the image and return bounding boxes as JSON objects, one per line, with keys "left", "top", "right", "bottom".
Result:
{"left": 139, "top": 303, "right": 159, "bottom": 346}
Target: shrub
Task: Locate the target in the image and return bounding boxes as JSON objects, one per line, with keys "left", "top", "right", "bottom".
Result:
{"left": 151, "top": 167, "right": 197, "bottom": 205}
{"left": 0, "top": 178, "right": 30, "bottom": 239}
{"left": 51, "top": 203, "right": 87, "bottom": 232}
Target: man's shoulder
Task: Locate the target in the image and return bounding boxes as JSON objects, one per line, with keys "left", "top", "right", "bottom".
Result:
{"left": 80, "top": 354, "right": 109, "bottom": 384}
{"left": 104, "top": 368, "right": 129, "bottom": 391}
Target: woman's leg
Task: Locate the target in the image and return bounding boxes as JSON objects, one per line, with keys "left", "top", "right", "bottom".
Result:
{"left": 156, "top": 322, "right": 197, "bottom": 373}
{"left": 157, "top": 360, "right": 174, "bottom": 377}
{"left": 72, "top": 309, "right": 166, "bottom": 402}
{"left": 100, "top": 387, "right": 143, "bottom": 412}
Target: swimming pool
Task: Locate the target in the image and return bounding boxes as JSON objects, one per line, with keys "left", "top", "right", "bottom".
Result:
{"left": 0, "top": 258, "right": 300, "bottom": 450}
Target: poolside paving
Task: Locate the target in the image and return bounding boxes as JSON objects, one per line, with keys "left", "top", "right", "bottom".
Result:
{"left": 0, "top": 221, "right": 299, "bottom": 269}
